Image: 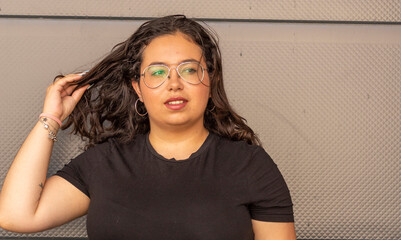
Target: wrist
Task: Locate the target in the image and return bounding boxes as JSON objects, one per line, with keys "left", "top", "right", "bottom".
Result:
{"left": 39, "top": 113, "right": 63, "bottom": 127}
{"left": 38, "top": 117, "right": 59, "bottom": 142}
{"left": 40, "top": 117, "right": 60, "bottom": 132}
{"left": 38, "top": 113, "right": 62, "bottom": 142}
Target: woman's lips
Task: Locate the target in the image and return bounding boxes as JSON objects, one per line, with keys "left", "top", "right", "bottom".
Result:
{"left": 164, "top": 97, "right": 188, "bottom": 110}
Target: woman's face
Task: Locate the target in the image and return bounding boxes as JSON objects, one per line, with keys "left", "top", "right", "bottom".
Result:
{"left": 132, "top": 32, "right": 210, "bottom": 131}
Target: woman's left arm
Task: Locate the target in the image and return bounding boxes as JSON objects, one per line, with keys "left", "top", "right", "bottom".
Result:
{"left": 252, "top": 220, "right": 296, "bottom": 240}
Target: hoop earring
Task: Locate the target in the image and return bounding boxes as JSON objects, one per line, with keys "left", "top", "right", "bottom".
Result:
{"left": 135, "top": 99, "right": 147, "bottom": 117}
{"left": 207, "top": 102, "right": 216, "bottom": 112}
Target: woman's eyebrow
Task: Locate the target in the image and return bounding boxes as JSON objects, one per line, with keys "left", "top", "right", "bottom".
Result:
{"left": 148, "top": 58, "right": 201, "bottom": 66}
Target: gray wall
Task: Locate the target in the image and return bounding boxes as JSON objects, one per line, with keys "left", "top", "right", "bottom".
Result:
{"left": 1, "top": 1, "right": 400, "bottom": 239}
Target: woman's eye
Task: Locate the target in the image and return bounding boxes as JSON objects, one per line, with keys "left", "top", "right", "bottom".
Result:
{"left": 151, "top": 70, "right": 166, "bottom": 76}
{"left": 182, "top": 68, "right": 196, "bottom": 74}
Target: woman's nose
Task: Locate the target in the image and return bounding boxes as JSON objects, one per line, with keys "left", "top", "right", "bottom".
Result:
{"left": 167, "top": 67, "right": 184, "bottom": 90}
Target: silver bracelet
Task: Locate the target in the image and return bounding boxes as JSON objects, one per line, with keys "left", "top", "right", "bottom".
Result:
{"left": 39, "top": 117, "right": 58, "bottom": 142}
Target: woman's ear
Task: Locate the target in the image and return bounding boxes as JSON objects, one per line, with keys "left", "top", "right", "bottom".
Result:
{"left": 132, "top": 80, "right": 143, "bottom": 101}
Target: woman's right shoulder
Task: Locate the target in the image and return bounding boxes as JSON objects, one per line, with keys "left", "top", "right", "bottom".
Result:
{"left": 80, "top": 138, "right": 114, "bottom": 157}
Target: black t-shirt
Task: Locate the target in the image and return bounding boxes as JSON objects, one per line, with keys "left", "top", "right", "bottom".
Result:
{"left": 56, "top": 133, "right": 293, "bottom": 240}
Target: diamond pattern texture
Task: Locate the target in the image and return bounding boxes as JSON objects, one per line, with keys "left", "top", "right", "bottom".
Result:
{"left": 0, "top": 0, "right": 400, "bottom": 22}
{"left": 0, "top": 18, "right": 400, "bottom": 239}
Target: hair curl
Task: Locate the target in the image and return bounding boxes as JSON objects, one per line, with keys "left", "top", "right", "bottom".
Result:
{"left": 61, "top": 15, "right": 261, "bottom": 149}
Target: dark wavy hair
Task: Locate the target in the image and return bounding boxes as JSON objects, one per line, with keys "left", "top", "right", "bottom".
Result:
{"left": 61, "top": 15, "right": 261, "bottom": 148}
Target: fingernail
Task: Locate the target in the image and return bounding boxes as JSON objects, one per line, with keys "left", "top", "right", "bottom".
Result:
{"left": 87, "top": 83, "right": 94, "bottom": 90}
{"left": 79, "top": 70, "right": 90, "bottom": 76}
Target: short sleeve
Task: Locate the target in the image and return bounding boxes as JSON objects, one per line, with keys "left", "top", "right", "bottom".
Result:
{"left": 247, "top": 147, "right": 294, "bottom": 222}
{"left": 55, "top": 152, "right": 90, "bottom": 198}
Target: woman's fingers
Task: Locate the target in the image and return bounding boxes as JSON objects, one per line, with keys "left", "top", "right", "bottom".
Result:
{"left": 60, "top": 84, "right": 90, "bottom": 119}
{"left": 60, "top": 83, "right": 80, "bottom": 98}
{"left": 52, "top": 74, "right": 82, "bottom": 95}
{"left": 54, "top": 74, "right": 82, "bottom": 85}
{"left": 71, "top": 84, "right": 90, "bottom": 105}
{"left": 43, "top": 72, "right": 88, "bottom": 121}
{"left": 57, "top": 73, "right": 89, "bottom": 96}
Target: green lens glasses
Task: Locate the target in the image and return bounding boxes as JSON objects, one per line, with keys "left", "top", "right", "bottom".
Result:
{"left": 141, "top": 61, "right": 205, "bottom": 89}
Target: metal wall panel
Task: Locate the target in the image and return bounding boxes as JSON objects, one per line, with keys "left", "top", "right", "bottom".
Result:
{"left": 0, "top": 0, "right": 400, "bottom": 22}
{"left": 1, "top": 18, "right": 400, "bottom": 239}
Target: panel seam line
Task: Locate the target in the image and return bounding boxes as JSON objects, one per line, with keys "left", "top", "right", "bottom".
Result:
{"left": 0, "top": 14, "right": 400, "bottom": 25}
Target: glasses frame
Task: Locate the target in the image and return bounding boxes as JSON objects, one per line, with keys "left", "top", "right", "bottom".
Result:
{"left": 140, "top": 61, "right": 206, "bottom": 89}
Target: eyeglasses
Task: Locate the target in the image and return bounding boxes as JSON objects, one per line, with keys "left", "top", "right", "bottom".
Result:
{"left": 141, "top": 61, "right": 205, "bottom": 89}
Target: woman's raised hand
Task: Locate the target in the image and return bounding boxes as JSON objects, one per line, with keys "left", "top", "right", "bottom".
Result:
{"left": 0, "top": 72, "right": 91, "bottom": 233}
{"left": 42, "top": 73, "right": 89, "bottom": 124}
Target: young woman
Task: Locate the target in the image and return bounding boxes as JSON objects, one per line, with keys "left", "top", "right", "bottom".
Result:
{"left": 0, "top": 15, "right": 295, "bottom": 239}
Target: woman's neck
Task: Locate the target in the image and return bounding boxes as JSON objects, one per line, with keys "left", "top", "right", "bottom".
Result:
{"left": 148, "top": 125, "right": 209, "bottom": 160}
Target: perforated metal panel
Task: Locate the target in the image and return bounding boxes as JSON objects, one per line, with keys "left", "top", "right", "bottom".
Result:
{"left": 219, "top": 23, "right": 401, "bottom": 239}
{"left": 1, "top": 17, "right": 400, "bottom": 240}
{"left": 0, "top": 0, "right": 400, "bottom": 22}
{"left": 222, "top": 39, "right": 401, "bottom": 240}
